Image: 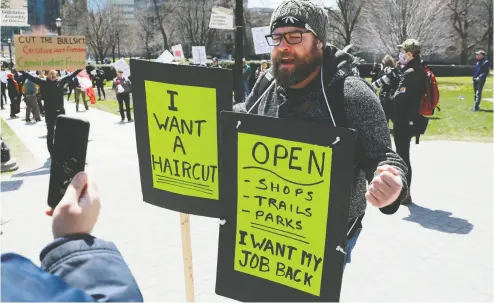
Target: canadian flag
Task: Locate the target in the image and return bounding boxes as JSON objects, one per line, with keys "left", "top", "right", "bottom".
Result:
{"left": 76, "top": 69, "right": 96, "bottom": 104}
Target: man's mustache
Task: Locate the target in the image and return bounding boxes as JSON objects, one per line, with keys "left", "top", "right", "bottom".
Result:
{"left": 274, "top": 52, "right": 297, "bottom": 62}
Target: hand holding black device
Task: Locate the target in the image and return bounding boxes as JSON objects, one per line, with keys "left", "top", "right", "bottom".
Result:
{"left": 47, "top": 115, "right": 90, "bottom": 209}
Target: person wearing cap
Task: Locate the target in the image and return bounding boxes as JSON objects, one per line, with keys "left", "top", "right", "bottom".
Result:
{"left": 211, "top": 57, "right": 222, "bottom": 68}
{"left": 391, "top": 39, "right": 426, "bottom": 205}
{"left": 237, "top": 0, "right": 409, "bottom": 266}
{"left": 472, "top": 50, "right": 490, "bottom": 111}
{"left": 112, "top": 70, "right": 132, "bottom": 123}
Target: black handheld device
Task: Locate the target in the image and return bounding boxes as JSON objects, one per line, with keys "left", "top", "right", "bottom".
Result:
{"left": 47, "top": 115, "right": 90, "bottom": 208}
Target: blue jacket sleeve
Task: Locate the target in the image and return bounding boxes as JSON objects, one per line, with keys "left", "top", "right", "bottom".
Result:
{"left": 479, "top": 60, "right": 490, "bottom": 81}
{"left": 1, "top": 253, "right": 95, "bottom": 302}
{"left": 40, "top": 234, "right": 143, "bottom": 302}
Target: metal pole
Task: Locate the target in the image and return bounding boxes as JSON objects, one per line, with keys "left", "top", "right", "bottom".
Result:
{"left": 233, "top": 0, "right": 244, "bottom": 104}
{"left": 58, "top": 27, "right": 62, "bottom": 36}
{"left": 117, "top": 32, "right": 121, "bottom": 59}
{"left": 8, "top": 42, "right": 13, "bottom": 70}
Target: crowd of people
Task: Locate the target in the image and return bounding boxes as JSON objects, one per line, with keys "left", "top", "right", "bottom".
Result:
{"left": 0, "top": 68, "right": 133, "bottom": 157}
{"left": 0, "top": 0, "right": 490, "bottom": 301}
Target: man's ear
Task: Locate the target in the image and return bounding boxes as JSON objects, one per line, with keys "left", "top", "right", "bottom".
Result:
{"left": 317, "top": 41, "right": 323, "bottom": 49}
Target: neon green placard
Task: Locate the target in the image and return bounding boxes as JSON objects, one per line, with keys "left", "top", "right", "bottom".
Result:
{"left": 234, "top": 132, "right": 332, "bottom": 296}
{"left": 145, "top": 81, "right": 219, "bottom": 200}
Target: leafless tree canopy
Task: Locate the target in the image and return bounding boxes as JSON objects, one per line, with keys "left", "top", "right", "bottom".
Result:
{"left": 327, "top": 0, "right": 367, "bottom": 47}
{"left": 358, "top": 0, "right": 452, "bottom": 56}
{"left": 84, "top": 0, "right": 122, "bottom": 62}
{"left": 174, "top": 0, "right": 217, "bottom": 50}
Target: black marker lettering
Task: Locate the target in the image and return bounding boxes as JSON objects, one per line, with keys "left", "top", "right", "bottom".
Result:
{"left": 173, "top": 135, "right": 186, "bottom": 155}
{"left": 256, "top": 179, "right": 267, "bottom": 190}
{"left": 238, "top": 230, "right": 248, "bottom": 245}
{"left": 195, "top": 120, "right": 207, "bottom": 137}
{"left": 252, "top": 142, "right": 269, "bottom": 164}
{"left": 289, "top": 147, "right": 302, "bottom": 171}
{"left": 309, "top": 150, "right": 325, "bottom": 177}
{"left": 167, "top": 90, "right": 178, "bottom": 111}
{"left": 152, "top": 154, "right": 162, "bottom": 172}
{"left": 273, "top": 144, "right": 288, "bottom": 166}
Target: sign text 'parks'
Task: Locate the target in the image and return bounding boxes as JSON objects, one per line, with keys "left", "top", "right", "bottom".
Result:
{"left": 14, "top": 35, "right": 86, "bottom": 70}
{"left": 146, "top": 81, "right": 219, "bottom": 200}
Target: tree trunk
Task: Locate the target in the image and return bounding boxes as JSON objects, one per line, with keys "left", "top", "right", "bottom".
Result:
{"left": 112, "top": 46, "right": 116, "bottom": 62}
{"left": 460, "top": 36, "right": 468, "bottom": 65}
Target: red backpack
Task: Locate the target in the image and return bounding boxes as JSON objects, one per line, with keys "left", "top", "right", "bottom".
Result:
{"left": 420, "top": 65, "right": 440, "bottom": 116}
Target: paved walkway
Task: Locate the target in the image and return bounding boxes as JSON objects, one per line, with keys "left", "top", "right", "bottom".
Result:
{"left": 1, "top": 100, "right": 493, "bottom": 302}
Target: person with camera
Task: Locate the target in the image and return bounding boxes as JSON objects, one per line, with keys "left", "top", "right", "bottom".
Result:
{"left": 1, "top": 172, "right": 143, "bottom": 302}
{"left": 390, "top": 39, "right": 426, "bottom": 205}
{"left": 112, "top": 70, "right": 133, "bottom": 123}
{"left": 471, "top": 50, "right": 490, "bottom": 111}
{"left": 371, "top": 55, "right": 401, "bottom": 124}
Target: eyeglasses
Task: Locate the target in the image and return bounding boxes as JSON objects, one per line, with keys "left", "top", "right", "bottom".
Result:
{"left": 265, "top": 30, "right": 312, "bottom": 46}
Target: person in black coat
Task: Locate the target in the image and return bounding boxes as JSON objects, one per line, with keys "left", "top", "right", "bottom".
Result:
{"left": 93, "top": 70, "right": 106, "bottom": 100}
{"left": 6, "top": 73, "right": 20, "bottom": 118}
{"left": 22, "top": 69, "right": 82, "bottom": 156}
{"left": 1, "top": 80, "right": 6, "bottom": 110}
{"left": 1, "top": 172, "right": 143, "bottom": 302}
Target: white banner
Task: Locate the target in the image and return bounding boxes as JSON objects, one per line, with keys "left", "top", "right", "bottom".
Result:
{"left": 171, "top": 44, "right": 185, "bottom": 60}
{"left": 1, "top": 8, "right": 28, "bottom": 26}
{"left": 112, "top": 58, "right": 131, "bottom": 79}
{"left": 192, "top": 46, "right": 207, "bottom": 65}
{"left": 209, "top": 7, "right": 234, "bottom": 30}
{"left": 156, "top": 50, "right": 174, "bottom": 63}
{"left": 252, "top": 26, "right": 272, "bottom": 55}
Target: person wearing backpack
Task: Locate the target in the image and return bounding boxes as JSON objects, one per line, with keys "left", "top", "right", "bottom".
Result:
{"left": 234, "top": 0, "right": 409, "bottom": 266}
{"left": 471, "top": 50, "right": 490, "bottom": 112}
{"left": 391, "top": 39, "right": 426, "bottom": 205}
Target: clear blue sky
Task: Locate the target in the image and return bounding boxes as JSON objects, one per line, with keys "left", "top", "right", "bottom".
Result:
{"left": 248, "top": 0, "right": 338, "bottom": 9}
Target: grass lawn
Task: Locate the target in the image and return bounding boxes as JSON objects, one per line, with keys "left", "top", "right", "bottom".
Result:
{"left": 420, "top": 76, "right": 493, "bottom": 142}
{"left": 1, "top": 118, "right": 35, "bottom": 173}
{"left": 90, "top": 99, "right": 124, "bottom": 114}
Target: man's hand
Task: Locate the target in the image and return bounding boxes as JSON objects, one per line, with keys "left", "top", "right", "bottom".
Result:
{"left": 45, "top": 172, "right": 101, "bottom": 239}
{"left": 365, "top": 165, "right": 403, "bottom": 208}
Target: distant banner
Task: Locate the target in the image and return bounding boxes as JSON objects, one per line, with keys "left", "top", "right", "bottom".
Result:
{"left": 192, "top": 46, "right": 207, "bottom": 65}
{"left": 172, "top": 44, "right": 185, "bottom": 60}
{"left": 209, "top": 7, "right": 234, "bottom": 30}
{"left": 251, "top": 26, "right": 272, "bottom": 55}
{"left": 1, "top": 9, "right": 28, "bottom": 26}
{"left": 112, "top": 58, "right": 130, "bottom": 78}
{"left": 14, "top": 35, "right": 86, "bottom": 70}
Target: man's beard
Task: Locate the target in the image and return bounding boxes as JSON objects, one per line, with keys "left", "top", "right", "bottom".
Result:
{"left": 272, "top": 49, "right": 323, "bottom": 87}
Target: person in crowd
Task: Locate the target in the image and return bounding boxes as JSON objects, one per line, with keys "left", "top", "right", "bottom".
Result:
{"left": 211, "top": 57, "right": 222, "bottom": 68}
{"left": 66, "top": 76, "right": 76, "bottom": 102}
{"left": 22, "top": 69, "right": 82, "bottom": 156}
{"left": 235, "top": 0, "right": 408, "bottom": 264}
{"left": 112, "top": 70, "right": 133, "bottom": 123}
{"left": 36, "top": 71, "right": 46, "bottom": 117}
{"left": 1, "top": 172, "right": 143, "bottom": 302}
{"left": 13, "top": 68, "right": 25, "bottom": 101}
{"left": 372, "top": 54, "right": 401, "bottom": 124}
{"left": 256, "top": 60, "right": 269, "bottom": 79}
{"left": 93, "top": 70, "right": 106, "bottom": 100}
{"left": 370, "top": 62, "right": 381, "bottom": 83}
{"left": 390, "top": 39, "right": 426, "bottom": 205}
{"left": 471, "top": 50, "right": 490, "bottom": 111}
{"left": 6, "top": 73, "right": 20, "bottom": 118}
{"left": 242, "top": 58, "right": 251, "bottom": 97}
{"left": 23, "top": 74, "right": 42, "bottom": 122}
{"left": 73, "top": 77, "right": 89, "bottom": 112}
{"left": 1, "top": 74, "right": 7, "bottom": 110}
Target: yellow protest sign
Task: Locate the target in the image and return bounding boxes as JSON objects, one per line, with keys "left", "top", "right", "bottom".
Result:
{"left": 145, "top": 81, "right": 219, "bottom": 200}
{"left": 234, "top": 132, "right": 332, "bottom": 296}
{"left": 14, "top": 35, "right": 86, "bottom": 70}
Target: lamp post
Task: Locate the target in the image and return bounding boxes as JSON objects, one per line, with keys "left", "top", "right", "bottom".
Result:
{"left": 7, "top": 38, "right": 13, "bottom": 70}
{"left": 56, "top": 18, "right": 62, "bottom": 36}
{"left": 233, "top": 0, "right": 244, "bottom": 104}
{"left": 117, "top": 31, "right": 121, "bottom": 59}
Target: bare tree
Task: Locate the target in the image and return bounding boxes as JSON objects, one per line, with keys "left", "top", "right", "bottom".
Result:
{"left": 476, "top": 0, "right": 493, "bottom": 62}
{"left": 60, "top": 0, "right": 87, "bottom": 36}
{"left": 84, "top": 0, "right": 121, "bottom": 63}
{"left": 174, "top": 0, "right": 217, "bottom": 51}
{"left": 447, "top": 0, "right": 478, "bottom": 64}
{"left": 136, "top": 8, "right": 160, "bottom": 59}
{"left": 151, "top": 0, "right": 179, "bottom": 51}
{"left": 120, "top": 27, "right": 142, "bottom": 58}
{"left": 327, "top": 0, "right": 367, "bottom": 47}
{"left": 358, "top": 0, "right": 452, "bottom": 56}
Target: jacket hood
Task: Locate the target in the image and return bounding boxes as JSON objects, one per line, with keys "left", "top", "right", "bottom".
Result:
{"left": 322, "top": 43, "right": 359, "bottom": 89}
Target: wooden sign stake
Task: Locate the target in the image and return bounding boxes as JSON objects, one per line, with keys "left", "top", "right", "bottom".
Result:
{"left": 180, "top": 213, "right": 195, "bottom": 302}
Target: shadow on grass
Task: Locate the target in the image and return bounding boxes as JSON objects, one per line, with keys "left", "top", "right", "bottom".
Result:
{"left": 402, "top": 203, "right": 473, "bottom": 235}
{"left": 480, "top": 109, "right": 493, "bottom": 113}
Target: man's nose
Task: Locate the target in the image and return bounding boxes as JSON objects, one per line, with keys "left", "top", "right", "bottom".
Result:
{"left": 277, "top": 37, "right": 291, "bottom": 50}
